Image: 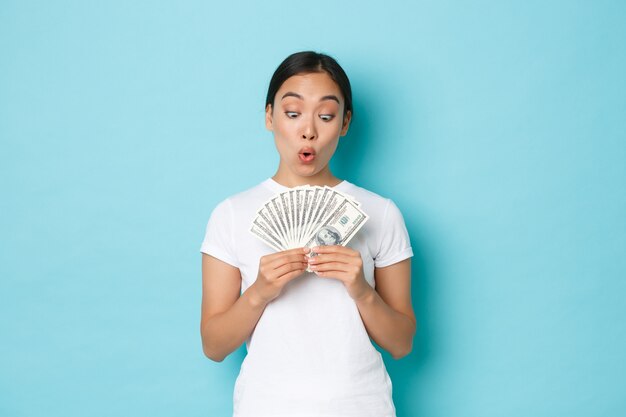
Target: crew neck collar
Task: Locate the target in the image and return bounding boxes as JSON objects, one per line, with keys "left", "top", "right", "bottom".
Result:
{"left": 263, "top": 177, "right": 349, "bottom": 193}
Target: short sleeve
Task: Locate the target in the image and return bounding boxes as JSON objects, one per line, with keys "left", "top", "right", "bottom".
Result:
{"left": 200, "top": 199, "right": 239, "bottom": 268}
{"left": 374, "top": 199, "right": 413, "bottom": 268}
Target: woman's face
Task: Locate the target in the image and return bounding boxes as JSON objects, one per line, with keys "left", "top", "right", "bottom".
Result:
{"left": 266, "top": 72, "right": 351, "bottom": 181}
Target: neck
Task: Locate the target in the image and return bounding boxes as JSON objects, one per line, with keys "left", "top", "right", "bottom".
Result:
{"left": 272, "top": 165, "right": 342, "bottom": 188}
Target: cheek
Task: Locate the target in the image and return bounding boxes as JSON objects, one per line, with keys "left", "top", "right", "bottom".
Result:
{"left": 319, "top": 138, "right": 340, "bottom": 157}
{"left": 274, "top": 138, "right": 291, "bottom": 158}
{"left": 275, "top": 121, "right": 297, "bottom": 142}
{"left": 273, "top": 125, "right": 297, "bottom": 157}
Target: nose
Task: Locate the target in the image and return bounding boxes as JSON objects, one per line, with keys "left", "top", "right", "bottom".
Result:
{"left": 301, "top": 116, "right": 317, "bottom": 140}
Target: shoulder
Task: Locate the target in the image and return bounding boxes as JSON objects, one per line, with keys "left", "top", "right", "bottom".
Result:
{"left": 210, "top": 180, "right": 273, "bottom": 217}
{"left": 342, "top": 182, "right": 413, "bottom": 267}
{"left": 341, "top": 181, "right": 409, "bottom": 240}
{"left": 201, "top": 180, "right": 272, "bottom": 263}
{"left": 339, "top": 182, "right": 398, "bottom": 219}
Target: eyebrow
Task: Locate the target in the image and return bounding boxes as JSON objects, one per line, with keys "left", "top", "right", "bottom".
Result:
{"left": 281, "top": 92, "right": 340, "bottom": 104}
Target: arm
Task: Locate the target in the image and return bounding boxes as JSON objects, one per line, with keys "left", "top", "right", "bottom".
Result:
{"left": 200, "top": 254, "right": 265, "bottom": 362}
{"left": 308, "top": 247, "right": 416, "bottom": 359}
{"left": 355, "top": 259, "right": 416, "bottom": 359}
{"left": 200, "top": 249, "right": 309, "bottom": 362}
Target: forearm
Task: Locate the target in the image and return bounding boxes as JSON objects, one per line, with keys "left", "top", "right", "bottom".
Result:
{"left": 355, "top": 286, "right": 416, "bottom": 359}
{"left": 201, "top": 284, "right": 268, "bottom": 362}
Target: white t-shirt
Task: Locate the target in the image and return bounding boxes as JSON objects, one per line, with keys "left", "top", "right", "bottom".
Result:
{"left": 201, "top": 178, "right": 413, "bottom": 417}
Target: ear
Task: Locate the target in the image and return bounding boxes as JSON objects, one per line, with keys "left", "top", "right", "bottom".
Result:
{"left": 265, "top": 104, "right": 273, "bottom": 131}
{"left": 340, "top": 110, "right": 352, "bottom": 136}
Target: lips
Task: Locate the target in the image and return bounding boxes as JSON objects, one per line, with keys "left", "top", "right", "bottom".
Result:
{"left": 298, "top": 147, "right": 316, "bottom": 164}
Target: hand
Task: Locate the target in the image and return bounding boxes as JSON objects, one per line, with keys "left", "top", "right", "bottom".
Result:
{"left": 250, "top": 247, "right": 310, "bottom": 305}
{"left": 307, "top": 245, "right": 373, "bottom": 302}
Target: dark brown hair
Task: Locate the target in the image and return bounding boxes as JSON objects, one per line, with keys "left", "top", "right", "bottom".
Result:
{"left": 265, "top": 51, "right": 353, "bottom": 119}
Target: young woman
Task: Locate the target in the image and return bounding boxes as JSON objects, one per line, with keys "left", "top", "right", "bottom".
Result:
{"left": 200, "top": 51, "right": 416, "bottom": 417}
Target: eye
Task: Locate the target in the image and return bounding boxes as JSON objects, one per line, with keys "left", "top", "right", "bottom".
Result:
{"left": 285, "top": 111, "right": 299, "bottom": 119}
{"left": 319, "top": 114, "right": 334, "bottom": 122}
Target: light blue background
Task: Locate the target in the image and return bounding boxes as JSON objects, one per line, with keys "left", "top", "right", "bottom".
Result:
{"left": 1, "top": 1, "right": 625, "bottom": 416}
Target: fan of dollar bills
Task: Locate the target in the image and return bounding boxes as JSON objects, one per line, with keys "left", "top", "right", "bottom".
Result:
{"left": 250, "top": 185, "right": 368, "bottom": 252}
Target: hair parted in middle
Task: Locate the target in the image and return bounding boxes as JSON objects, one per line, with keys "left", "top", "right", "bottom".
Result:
{"left": 265, "top": 51, "right": 353, "bottom": 120}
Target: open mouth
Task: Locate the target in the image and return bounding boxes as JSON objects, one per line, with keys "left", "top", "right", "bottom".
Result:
{"left": 298, "top": 147, "right": 316, "bottom": 163}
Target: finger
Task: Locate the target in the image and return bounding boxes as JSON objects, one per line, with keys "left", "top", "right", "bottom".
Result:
{"left": 277, "top": 268, "right": 307, "bottom": 283}
{"left": 311, "top": 245, "right": 358, "bottom": 256}
{"left": 313, "top": 270, "right": 349, "bottom": 280}
{"left": 272, "top": 261, "right": 308, "bottom": 279}
{"left": 309, "top": 262, "right": 352, "bottom": 273}
{"left": 263, "top": 247, "right": 309, "bottom": 263}
{"left": 308, "top": 253, "right": 354, "bottom": 266}
{"left": 268, "top": 253, "right": 309, "bottom": 270}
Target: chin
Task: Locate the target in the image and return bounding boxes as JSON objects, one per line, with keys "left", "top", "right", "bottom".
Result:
{"left": 293, "top": 165, "right": 320, "bottom": 178}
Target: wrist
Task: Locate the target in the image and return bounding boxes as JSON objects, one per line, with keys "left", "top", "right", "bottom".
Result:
{"left": 246, "top": 283, "right": 270, "bottom": 309}
{"left": 353, "top": 284, "right": 376, "bottom": 304}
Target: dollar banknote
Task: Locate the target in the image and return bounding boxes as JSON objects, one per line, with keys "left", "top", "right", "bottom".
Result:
{"left": 249, "top": 185, "right": 368, "bottom": 254}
